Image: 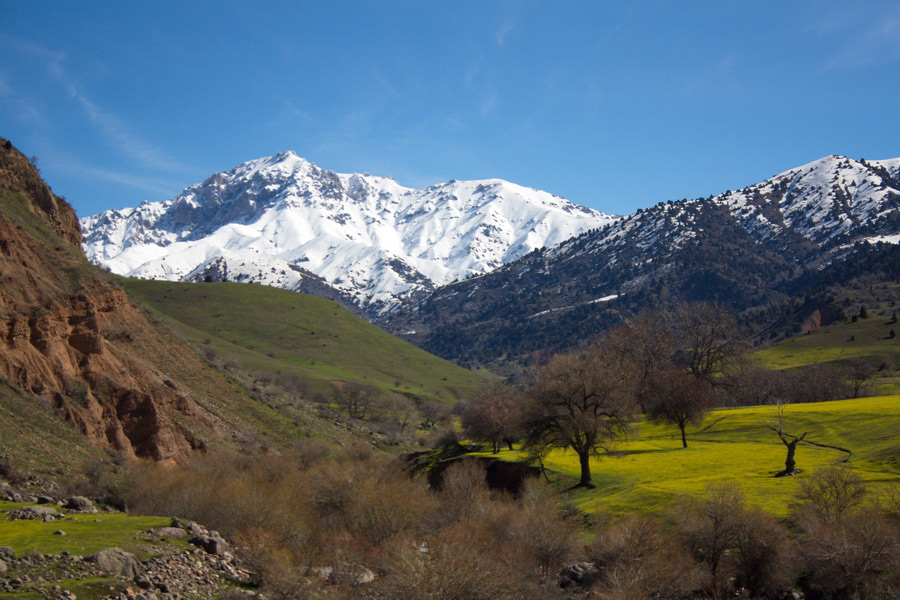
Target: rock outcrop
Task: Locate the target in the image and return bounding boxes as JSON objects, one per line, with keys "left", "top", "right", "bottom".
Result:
{"left": 0, "top": 137, "right": 215, "bottom": 460}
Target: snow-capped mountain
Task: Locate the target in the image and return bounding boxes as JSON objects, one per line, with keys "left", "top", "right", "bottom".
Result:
{"left": 380, "top": 155, "right": 900, "bottom": 366}
{"left": 81, "top": 152, "right": 615, "bottom": 315}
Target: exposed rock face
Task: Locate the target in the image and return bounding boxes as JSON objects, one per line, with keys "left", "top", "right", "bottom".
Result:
{"left": 0, "top": 140, "right": 81, "bottom": 248}
{"left": 0, "top": 137, "right": 214, "bottom": 461}
{"left": 86, "top": 548, "right": 140, "bottom": 578}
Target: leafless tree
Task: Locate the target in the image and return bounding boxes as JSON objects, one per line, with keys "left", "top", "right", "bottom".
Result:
{"left": 796, "top": 464, "right": 868, "bottom": 523}
{"left": 462, "top": 382, "right": 525, "bottom": 453}
{"left": 844, "top": 357, "right": 877, "bottom": 399}
{"left": 675, "top": 302, "right": 745, "bottom": 384}
{"left": 332, "top": 381, "right": 379, "bottom": 420}
{"left": 769, "top": 404, "right": 807, "bottom": 476}
{"left": 606, "top": 309, "right": 677, "bottom": 411}
{"left": 377, "top": 393, "right": 418, "bottom": 433}
{"left": 645, "top": 369, "right": 714, "bottom": 448}
{"left": 420, "top": 400, "right": 450, "bottom": 430}
{"left": 523, "top": 342, "right": 635, "bottom": 488}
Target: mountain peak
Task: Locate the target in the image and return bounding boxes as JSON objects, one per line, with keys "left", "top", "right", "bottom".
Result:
{"left": 81, "top": 154, "right": 613, "bottom": 315}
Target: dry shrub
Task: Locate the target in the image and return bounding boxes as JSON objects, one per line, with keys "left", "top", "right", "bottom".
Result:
{"left": 434, "top": 459, "right": 492, "bottom": 526}
{"left": 883, "top": 483, "right": 900, "bottom": 520}
{"left": 795, "top": 464, "right": 867, "bottom": 523}
{"left": 506, "top": 480, "right": 579, "bottom": 577}
{"left": 671, "top": 483, "right": 795, "bottom": 598}
{"left": 374, "top": 523, "right": 531, "bottom": 600}
{"left": 344, "top": 467, "right": 434, "bottom": 548}
{"left": 126, "top": 453, "right": 310, "bottom": 552}
{"left": 0, "top": 453, "right": 26, "bottom": 485}
{"left": 291, "top": 439, "right": 333, "bottom": 468}
{"left": 672, "top": 483, "right": 746, "bottom": 595}
{"left": 232, "top": 527, "right": 310, "bottom": 599}
{"left": 732, "top": 507, "right": 796, "bottom": 598}
{"left": 800, "top": 506, "right": 900, "bottom": 600}
{"left": 588, "top": 514, "right": 698, "bottom": 600}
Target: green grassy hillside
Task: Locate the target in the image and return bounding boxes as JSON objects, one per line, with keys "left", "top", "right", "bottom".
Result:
{"left": 120, "top": 278, "right": 483, "bottom": 404}
{"left": 477, "top": 395, "right": 899, "bottom": 517}
{"left": 754, "top": 299, "right": 899, "bottom": 394}
{"left": 0, "top": 381, "right": 104, "bottom": 478}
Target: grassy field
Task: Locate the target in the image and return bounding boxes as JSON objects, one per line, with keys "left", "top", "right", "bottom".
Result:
{"left": 754, "top": 293, "right": 899, "bottom": 394}
{"left": 120, "top": 278, "right": 484, "bottom": 404}
{"left": 475, "top": 395, "right": 899, "bottom": 517}
{"left": 0, "top": 500, "right": 172, "bottom": 557}
{"left": 0, "top": 500, "right": 178, "bottom": 600}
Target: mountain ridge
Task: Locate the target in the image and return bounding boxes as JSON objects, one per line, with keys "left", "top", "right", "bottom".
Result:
{"left": 81, "top": 151, "right": 615, "bottom": 315}
{"left": 378, "top": 154, "right": 900, "bottom": 366}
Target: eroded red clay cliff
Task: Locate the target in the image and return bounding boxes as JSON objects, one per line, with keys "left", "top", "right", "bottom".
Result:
{"left": 0, "top": 137, "right": 215, "bottom": 461}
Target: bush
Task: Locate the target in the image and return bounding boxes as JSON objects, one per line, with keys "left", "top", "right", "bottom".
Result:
{"left": 800, "top": 507, "right": 900, "bottom": 600}
{"left": 588, "top": 514, "right": 699, "bottom": 600}
{"left": 0, "top": 453, "right": 25, "bottom": 485}
{"left": 373, "top": 523, "right": 531, "bottom": 600}
{"left": 795, "top": 464, "right": 867, "bottom": 523}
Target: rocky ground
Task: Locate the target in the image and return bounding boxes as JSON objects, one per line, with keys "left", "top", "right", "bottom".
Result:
{"left": 1, "top": 484, "right": 257, "bottom": 600}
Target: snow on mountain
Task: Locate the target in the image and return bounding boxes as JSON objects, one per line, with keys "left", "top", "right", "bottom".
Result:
{"left": 81, "top": 152, "right": 615, "bottom": 314}
{"left": 718, "top": 154, "right": 900, "bottom": 247}
{"left": 378, "top": 154, "right": 900, "bottom": 366}
{"left": 546, "top": 154, "right": 900, "bottom": 267}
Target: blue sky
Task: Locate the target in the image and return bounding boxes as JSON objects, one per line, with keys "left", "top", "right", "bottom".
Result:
{"left": 1, "top": 1, "right": 898, "bottom": 218}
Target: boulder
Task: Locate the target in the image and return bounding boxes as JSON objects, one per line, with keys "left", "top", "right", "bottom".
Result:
{"left": 171, "top": 517, "right": 205, "bottom": 535}
{"left": 0, "top": 558, "right": 6, "bottom": 573}
{"left": 188, "top": 535, "right": 228, "bottom": 555}
{"left": 0, "top": 546, "right": 14, "bottom": 560}
{"left": 558, "top": 562, "right": 599, "bottom": 588}
{"left": 23, "top": 505, "right": 57, "bottom": 517}
{"left": 86, "top": 548, "right": 140, "bottom": 578}
{"left": 63, "top": 496, "right": 95, "bottom": 512}
{"left": 152, "top": 527, "right": 188, "bottom": 539}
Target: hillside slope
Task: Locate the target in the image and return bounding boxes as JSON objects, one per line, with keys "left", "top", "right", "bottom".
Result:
{"left": 380, "top": 155, "right": 900, "bottom": 366}
{"left": 120, "top": 278, "right": 483, "bottom": 404}
{"left": 0, "top": 138, "right": 348, "bottom": 465}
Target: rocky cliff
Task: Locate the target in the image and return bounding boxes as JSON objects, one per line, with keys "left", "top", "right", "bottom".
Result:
{"left": 0, "top": 137, "right": 216, "bottom": 461}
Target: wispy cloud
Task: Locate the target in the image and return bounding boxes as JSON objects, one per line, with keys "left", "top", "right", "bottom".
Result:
{"left": 494, "top": 22, "right": 515, "bottom": 47}
{"left": 276, "top": 97, "right": 315, "bottom": 123}
{"left": 41, "top": 147, "right": 183, "bottom": 199}
{"left": 68, "top": 90, "right": 187, "bottom": 173}
{"left": 480, "top": 90, "right": 498, "bottom": 116}
{"left": 811, "top": 6, "right": 900, "bottom": 71}
{"left": 74, "top": 164, "right": 182, "bottom": 197}
{"left": 3, "top": 35, "right": 187, "bottom": 174}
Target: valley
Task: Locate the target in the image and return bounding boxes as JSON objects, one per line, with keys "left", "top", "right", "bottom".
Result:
{"left": 1, "top": 134, "right": 898, "bottom": 599}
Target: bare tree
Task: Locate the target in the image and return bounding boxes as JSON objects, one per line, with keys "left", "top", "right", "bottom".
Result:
{"left": 461, "top": 382, "right": 524, "bottom": 453}
{"left": 332, "top": 381, "right": 379, "bottom": 419}
{"left": 796, "top": 464, "right": 868, "bottom": 522}
{"left": 675, "top": 302, "right": 744, "bottom": 384}
{"left": 376, "top": 393, "right": 418, "bottom": 433}
{"left": 420, "top": 400, "right": 450, "bottom": 430}
{"left": 769, "top": 404, "right": 807, "bottom": 476}
{"left": 844, "top": 357, "right": 877, "bottom": 399}
{"left": 606, "top": 309, "right": 676, "bottom": 412}
{"left": 645, "top": 369, "right": 713, "bottom": 448}
{"left": 523, "top": 343, "right": 635, "bottom": 488}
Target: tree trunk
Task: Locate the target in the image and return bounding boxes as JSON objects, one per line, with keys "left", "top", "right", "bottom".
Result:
{"left": 680, "top": 425, "right": 688, "bottom": 448}
{"left": 577, "top": 451, "right": 595, "bottom": 488}
{"left": 784, "top": 440, "right": 798, "bottom": 474}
